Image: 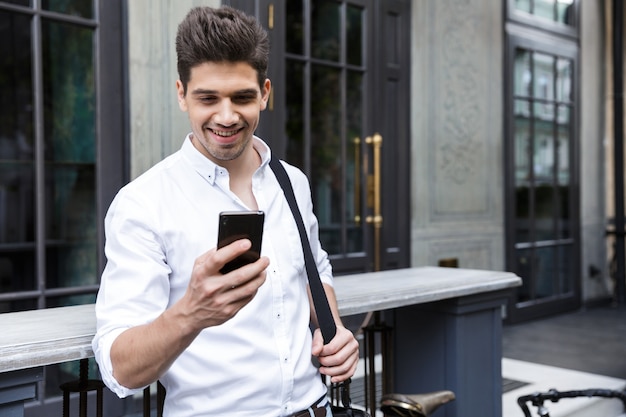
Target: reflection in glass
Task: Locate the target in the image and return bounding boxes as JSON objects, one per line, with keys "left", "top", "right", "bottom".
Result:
{"left": 516, "top": 248, "right": 533, "bottom": 301}
{"left": 535, "top": 245, "right": 556, "bottom": 298}
{"left": 514, "top": 0, "right": 531, "bottom": 13}
{"left": 286, "top": 0, "right": 304, "bottom": 55}
{"left": 346, "top": 5, "right": 363, "bottom": 66}
{"left": 42, "top": 0, "right": 93, "bottom": 19}
{"left": 514, "top": 49, "right": 531, "bottom": 97}
{"left": 311, "top": 0, "right": 340, "bottom": 62}
{"left": 311, "top": 65, "right": 341, "bottom": 253}
{"left": 1, "top": 0, "right": 30, "bottom": 6}
{"left": 43, "top": 19, "right": 95, "bottom": 163}
{"left": 346, "top": 71, "right": 363, "bottom": 252}
{"left": 41, "top": 19, "right": 97, "bottom": 291}
{"left": 535, "top": 0, "right": 555, "bottom": 21}
{"left": 556, "top": 0, "right": 575, "bottom": 26}
{"left": 556, "top": 58, "right": 572, "bottom": 103}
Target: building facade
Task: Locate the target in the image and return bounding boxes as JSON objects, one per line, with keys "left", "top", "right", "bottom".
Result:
{"left": 0, "top": 0, "right": 617, "bottom": 414}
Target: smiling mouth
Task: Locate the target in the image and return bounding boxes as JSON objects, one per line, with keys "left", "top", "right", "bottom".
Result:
{"left": 210, "top": 127, "right": 243, "bottom": 137}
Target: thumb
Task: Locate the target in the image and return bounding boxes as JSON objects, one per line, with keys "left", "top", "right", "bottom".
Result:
{"left": 311, "top": 328, "right": 324, "bottom": 356}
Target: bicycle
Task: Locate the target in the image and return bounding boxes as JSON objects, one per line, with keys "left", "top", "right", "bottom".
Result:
{"left": 517, "top": 388, "right": 626, "bottom": 417}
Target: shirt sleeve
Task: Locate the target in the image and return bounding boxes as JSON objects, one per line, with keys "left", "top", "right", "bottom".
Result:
{"left": 92, "top": 187, "right": 172, "bottom": 397}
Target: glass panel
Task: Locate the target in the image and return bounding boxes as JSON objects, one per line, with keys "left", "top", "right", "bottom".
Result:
{"left": 346, "top": 70, "right": 363, "bottom": 252}
{"left": 535, "top": 245, "right": 556, "bottom": 298}
{"left": 311, "top": 64, "right": 341, "bottom": 254}
{"left": 556, "top": 0, "right": 575, "bottom": 26}
{"left": 42, "top": 0, "right": 93, "bottom": 19}
{"left": 45, "top": 164, "right": 97, "bottom": 288}
{"left": 0, "top": 10, "right": 34, "bottom": 162}
{"left": 42, "top": 19, "right": 95, "bottom": 163}
{"left": 42, "top": 20, "right": 97, "bottom": 290}
{"left": 514, "top": 49, "right": 532, "bottom": 97}
{"left": 346, "top": 5, "right": 363, "bottom": 66}
{"left": 311, "top": 0, "right": 340, "bottom": 62}
{"left": 535, "top": 0, "right": 556, "bottom": 21}
{"left": 286, "top": 0, "right": 304, "bottom": 55}
{"left": 556, "top": 57, "right": 572, "bottom": 103}
{"left": 514, "top": 0, "right": 531, "bottom": 13}
{"left": 557, "top": 244, "right": 572, "bottom": 293}
{"left": 556, "top": 105, "right": 570, "bottom": 239}
{"left": 515, "top": 247, "right": 533, "bottom": 302}
{"left": 0, "top": 251, "right": 36, "bottom": 293}
{"left": 0, "top": 298, "right": 37, "bottom": 314}
{"left": 514, "top": 115, "right": 531, "bottom": 244}
{"left": 534, "top": 184, "right": 555, "bottom": 240}
{"left": 285, "top": 59, "right": 305, "bottom": 169}
{"left": 533, "top": 52, "right": 555, "bottom": 120}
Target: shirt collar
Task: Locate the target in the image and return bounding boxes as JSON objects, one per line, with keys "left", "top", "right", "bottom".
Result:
{"left": 181, "top": 133, "right": 271, "bottom": 185}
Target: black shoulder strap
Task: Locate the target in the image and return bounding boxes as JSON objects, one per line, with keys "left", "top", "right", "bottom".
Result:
{"left": 269, "top": 155, "right": 337, "bottom": 344}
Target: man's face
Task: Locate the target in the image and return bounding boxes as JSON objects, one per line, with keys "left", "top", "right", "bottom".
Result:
{"left": 176, "top": 61, "right": 271, "bottom": 164}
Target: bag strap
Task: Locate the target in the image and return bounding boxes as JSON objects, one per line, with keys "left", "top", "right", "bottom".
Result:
{"left": 269, "top": 155, "right": 337, "bottom": 344}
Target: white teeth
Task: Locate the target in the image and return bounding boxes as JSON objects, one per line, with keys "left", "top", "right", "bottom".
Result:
{"left": 213, "top": 129, "right": 237, "bottom": 137}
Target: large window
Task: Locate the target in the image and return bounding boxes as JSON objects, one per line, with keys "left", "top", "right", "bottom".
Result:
{"left": 505, "top": 0, "right": 580, "bottom": 322}
{"left": 0, "top": 0, "right": 126, "bottom": 411}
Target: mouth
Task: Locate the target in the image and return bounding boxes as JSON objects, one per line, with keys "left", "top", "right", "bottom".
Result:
{"left": 209, "top": 127, "right": 244, "bottom": 143}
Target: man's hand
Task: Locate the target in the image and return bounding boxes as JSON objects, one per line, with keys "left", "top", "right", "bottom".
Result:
{"left": 179, "top": 238, "right": 270, "bottom": 332}
{"left": 311, "top": 325, "right": 360, "bottom": 383}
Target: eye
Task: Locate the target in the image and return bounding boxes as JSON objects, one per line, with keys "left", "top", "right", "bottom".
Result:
{"left": 233, "top": 94, "right": 256, "bottom": 104}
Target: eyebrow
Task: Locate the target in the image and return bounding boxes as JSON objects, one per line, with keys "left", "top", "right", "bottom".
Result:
{"left": 190, "top": 88, "right": 259, "bottom": 97}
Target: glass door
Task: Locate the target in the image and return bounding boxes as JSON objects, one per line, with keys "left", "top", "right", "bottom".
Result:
{"left": 246, "top": 0, "right": 411, "bottom": 275}
{"left": 506, "top": 33, "right": 580, "bottom": 322}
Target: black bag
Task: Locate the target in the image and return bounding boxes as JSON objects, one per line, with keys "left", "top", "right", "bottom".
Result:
{"left": 270, "top": 156, "right": 371, "bottom": 417}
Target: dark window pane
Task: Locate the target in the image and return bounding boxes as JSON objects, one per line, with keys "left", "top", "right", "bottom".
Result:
{"left": 514, "top": 49, "right": 532, "bottom": 97}
{"left": 346, "top": 5, "right": 363, "bottom": 66}
{"left": 515, "top": 248, "right": 533, "bottom": 302}
{"left": 45, "top": 164, "right": 97, "bottom": 288}
{"left": 0, "top": 11, "right": 34, "bottom": 159}
{"left": 42, "top": 19, "right": 95, "bottom": 164}
{"left": 346, "top": 71, "right": 363, "bottom": 252}
{"left": 0, "top": 251, "right": 36, "bottom": 294}
{"left": 285, "top": 59, "right": 305, "bottom": 169}
{"left": 311, "top": 0, "right": 340, "bottom": 62}
{"left": 0, "top": 297, "right": 36, "bottom": 314}
{"left": 534, "top": 184, "right": 556, "bottom": 240}
{"left": 42, "top": 0, "right": 93, "bottom": 19}
{"left": 0, "top": 162, "right": 35, "bottom": 244}
{"left": 311, "top": 64, "right": 341, "bottom": 254}
{"left": 535, "top": 245, "right": 556, "bottom": 298}
{"left": 286, "top": 0, "right": 304, "bottom": 55}
{"left": 557, "top": 1, "right": 575, "bottom": 26}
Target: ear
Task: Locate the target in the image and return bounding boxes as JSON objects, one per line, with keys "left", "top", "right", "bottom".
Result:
{"left": 260, "top": 79, "right": 271, "bottom": 111}
{"left": 176, "top": 80, "right": 188, "bottom": 111}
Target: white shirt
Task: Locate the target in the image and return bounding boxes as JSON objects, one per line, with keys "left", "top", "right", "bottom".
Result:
{"left": 93, "top": 135, "right": 333, "bottom": 417}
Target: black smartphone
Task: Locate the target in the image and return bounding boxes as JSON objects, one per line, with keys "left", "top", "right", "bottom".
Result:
{"left": 217, "top": 210, "right": 265, "bottom": 274}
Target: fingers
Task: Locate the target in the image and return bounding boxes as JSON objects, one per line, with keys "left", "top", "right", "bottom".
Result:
{"left": 315, "top": 326, "right": 360, "bottom": 383}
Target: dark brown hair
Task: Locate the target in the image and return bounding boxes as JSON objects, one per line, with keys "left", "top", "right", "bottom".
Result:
{"left": 175, "top": 6, "right": 269, "bottom": 94}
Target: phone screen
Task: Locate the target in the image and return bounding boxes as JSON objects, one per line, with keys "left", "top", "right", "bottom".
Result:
{"left": 217, "top": 211, "right": 264, "bottom": 274}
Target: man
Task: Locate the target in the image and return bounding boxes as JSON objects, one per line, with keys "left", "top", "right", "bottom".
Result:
{"left": 92, "top": 5, "right": 359, "bottom": 417}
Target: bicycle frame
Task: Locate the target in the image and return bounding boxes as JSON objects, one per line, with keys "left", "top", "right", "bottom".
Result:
{"left": 517, "top": 388, "right": 626, "bottom": 417}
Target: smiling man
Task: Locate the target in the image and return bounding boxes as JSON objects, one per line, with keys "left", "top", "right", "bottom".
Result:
{"left": 92, "top": 6, "right": 359, "bottom": 417}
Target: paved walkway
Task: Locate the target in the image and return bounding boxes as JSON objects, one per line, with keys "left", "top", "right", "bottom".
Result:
{"left": 503, "top": 303, "right": 626, "bottom": 380}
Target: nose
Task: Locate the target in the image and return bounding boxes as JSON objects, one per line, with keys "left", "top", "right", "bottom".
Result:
{"left": 214, "top": 99, "right": 238, "bottom": 126}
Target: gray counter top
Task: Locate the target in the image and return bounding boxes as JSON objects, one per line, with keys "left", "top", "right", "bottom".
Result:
{"left": 0, "top": 266, "right": 520, "bottom": 373}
